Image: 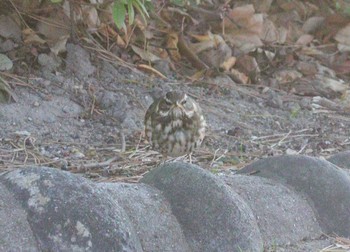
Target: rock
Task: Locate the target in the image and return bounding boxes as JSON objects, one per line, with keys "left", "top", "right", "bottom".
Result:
{"left": 141, "top": 162, "right": 263, "bottom": 252}
{"left": 327, "top": 151, "right": 350, "bottom": 169}
{"left": 0, "top": 39, "right": 16, "bottom": 52}
{"left": 153, "top": 59, "right": 172, "bottom": 76}
{"left": 0, "top": 183, "right": 38, "bottom": 251}
{"left": 96, "top": 90, "right": 128, "bottom": 124}
{"left": 1, "top": 156, "right": 348, "bottom": 251}
{"left": 0, "top": 53, "right": 13, "bottom": 71}
{"left": 65, "top": 44, "right": 96, "bottom": 79}
{"left": 237, "top": 155, "right": 350, "bottom": 237}
{"left": 99, "top": 183, "right": 190, "bottom": 252}
{"left": 1, "top": 167, "right": 143, "bottom": 251}
{"left": 38, "top": 53, "right": 62, "bottom": 72}
{"left": 224, "top": 175, "right": 322, "bottom": 247}
{"left": 0, "top": 15, "right": 21, "bottom": 42}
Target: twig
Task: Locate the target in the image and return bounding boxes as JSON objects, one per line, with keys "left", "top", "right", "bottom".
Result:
{"left": 271, "top": 130, "right": 292, "bottom": 148}
{"left": 120, "top": 130, "right": 126, "bottom": 153}
{"left": 80, "top": 156, "right": 119, "bottom": 170}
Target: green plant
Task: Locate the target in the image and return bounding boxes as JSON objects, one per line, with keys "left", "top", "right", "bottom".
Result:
{"left": 290, "top": 107, "right": 300, "bottom": 118}
{"left": 170, "top": 0, "right": 201, "bottom": 6}
{"left": 335, "top": 0, "right": 350, "bottom": 16}
{"left": 113, "top": 0, "right": 151, "bottom": 30}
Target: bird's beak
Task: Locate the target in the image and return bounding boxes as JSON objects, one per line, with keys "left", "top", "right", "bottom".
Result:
{"left": 175, "top": 101, "right": 184, "bottom": 109}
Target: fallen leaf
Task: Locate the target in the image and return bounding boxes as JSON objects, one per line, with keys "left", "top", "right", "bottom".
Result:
{"left": 229, "top": 68, "right": 249, "bottom": 84}
{"left": 37, "top": 11, "right": 70, "bottom": 40}
{"left": 50, "top": 35, "right": 69, "bottom": 55}
{"left": 166, "top": 32, "right": 181, "bottom": 62}
{"left": 223, "top": 5, "right": 264, "bottom": 53}
{"left": 23, "top": 28, "right": 46, "bottom": 45}
{"left": 137, "top": 64, "right": 167, "bottom": 79}
{"left": 302, "top": 16, "right": 325, "bottom": 34}
{"left": 131, "top": 45, "right": 161, "bottom": 62}
{"left": 335, "top": 23, "right": 350, "bottom": 52}
{"left": 274, "top": 70, "right": 302, "bottom": 84}
{"left": 82, "top": 5, "right": 101, "bottom": 30}
{"left": 236, "top": 55, "right": 260, "bottom": 81}
{"left": 191, "top": 33, "right": 232, "bottom": 67}
{"left": 296, "top": 61, "right": 317, "bottom": 76}
{"left": 220, "top": 57, "right": 236, "bottom": 71}
{"left": 317, "top": 75, "right": 348, "bottom": 93}
{"left": 296, "top": 34, "right": 314, "bottom": 45}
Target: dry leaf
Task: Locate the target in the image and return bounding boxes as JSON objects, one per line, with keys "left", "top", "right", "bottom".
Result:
{"left": 252, "top": 0, "right": 274, "bottom": 13}
{"left": 23, "top": 28, "right": 46, "bottom": 45}
{"left": 50, "top": 35, "right": 69, "bottom": 55}
{"left": 302, "top": 16, "right": 325, "bottom": 34}
{"left": 82, "top": 5, "right": 101, "bottom": 30}
{"left": 261, "top": 19, "right": 279, "bottom": 43}
{"left": 220, "top": 57, "right": 236, "bottom": 71}
{"left": 131, "top": 45, "right": 161, "bottom": 62}
{"left": 137, "top": 64, "right": 167, "bottom": 79}
{"left": 37, "top": 12, "right": 70, "bottom": 42}
{"left": 229, "top": 68, "right": 249, "bottom": 84}
{"left": 166, "top": 32, "right": 181, "bottom": 62}
{"left": 98, "top": 24, "right": 126, "bottom": 48}
{"left": 317, "top": 75, "right": 348, "bottom": 93}
{"left": 296, "top": 61, "right": 317, "bottom": 76}
{"left": 236, "top": 55, "right": 260, "bottom": 80}
{"left": 296, "top": 34, "right": 313, "bottom": 45}
{"left": 225, "top": 5, "right": 263, "bottom": 34}
{"left": 188, "top": 70, "right": 206, "bottom": 82}
{"left": 191, "top": 33, "right": 232, "bottom": 68}
{"left": 277, "top": 0, "right": 310, "bottom": 18}
{"left": 223, "top": 5, "right": 264, "bottom": 53}
{"left": 335, "top": 23, "right": 350, "bottom": 52}
{"left": 226, "top": 33, "right": 263, "bottom": 53}
{"left": 274, "top": 70, "right": 302, "bottom": 84}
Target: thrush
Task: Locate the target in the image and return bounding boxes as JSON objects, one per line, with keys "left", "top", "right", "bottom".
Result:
{"left": 145, "top": 91, "right": 206, "bottom": 160}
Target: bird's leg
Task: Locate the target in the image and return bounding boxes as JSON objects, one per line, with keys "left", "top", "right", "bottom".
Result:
{"left": 189, "top": 152, "right": 193, "bottom": 164}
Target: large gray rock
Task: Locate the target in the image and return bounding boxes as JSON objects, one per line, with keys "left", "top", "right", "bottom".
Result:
{"left": 141, "top": 162, "right": 263, "bottom": 252}
{"left": 327, "top": 151, "right": 350, "bottom": 169}
{"left": 98, "top": 183, "right": 190, "bottom": 252}
{"left": 1, "top": 167, "right": 142, "bottom": 252}
{"left": 1, "top": 155, "right": 349, "bottom": 251}
{"left": 237, "top": 155, "right": 350, "bottom": 237}
{"left": 224, "top": 175, "right": 322, "bottom": 247}
{"left": 0, "top": 182, "right": 38, "bottom": 251}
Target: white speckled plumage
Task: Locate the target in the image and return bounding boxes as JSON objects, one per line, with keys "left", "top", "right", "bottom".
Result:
{"left": 145, "top": 91, "right": 206, "bottom": 157}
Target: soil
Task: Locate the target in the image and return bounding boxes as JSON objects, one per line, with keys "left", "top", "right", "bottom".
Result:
{"left": 0, "top": 43, "right": 349, "bottom": 251}
{"left": 1, "top": 44, "right": 349, "bottom": 179}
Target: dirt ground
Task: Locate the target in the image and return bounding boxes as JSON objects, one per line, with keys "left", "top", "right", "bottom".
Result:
{"left": 1, "top": 43, "right": 350, "bottom": 181}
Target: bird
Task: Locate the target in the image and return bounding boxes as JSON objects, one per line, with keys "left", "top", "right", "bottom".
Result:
{"left": 145, "top": 91, "right": 206, "bottom": 162}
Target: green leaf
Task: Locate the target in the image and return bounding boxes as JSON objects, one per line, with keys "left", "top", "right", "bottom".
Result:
{"left": 133, "top": 0, "right": 150, "bottom": 17}
{"left": 128, "top": 1, "right": 135, "bottom": 25}
{"left": 113, "top": 2, "right": 127, "bottom": 29}
{"left": 50, "top": 0, "right": 62, "bottom": 3}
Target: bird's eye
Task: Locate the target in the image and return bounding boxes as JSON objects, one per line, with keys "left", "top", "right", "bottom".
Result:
{"left": 181, "top": 100, "right": 187, "bottom": 105}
